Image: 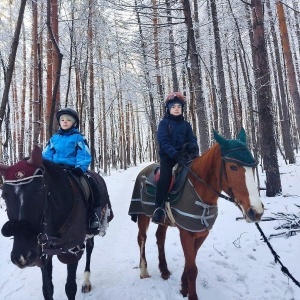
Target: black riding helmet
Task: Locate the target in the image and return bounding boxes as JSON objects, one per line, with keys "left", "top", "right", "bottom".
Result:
{"left": 56, "top": 108, "right": 79, "bottom": 128}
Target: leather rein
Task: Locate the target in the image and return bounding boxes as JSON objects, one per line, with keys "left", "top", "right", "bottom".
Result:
{"left": 184, "top": 159, "right": 243, "bottom": 211}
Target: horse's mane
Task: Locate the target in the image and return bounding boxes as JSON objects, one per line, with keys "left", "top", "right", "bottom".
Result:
{"left": 42, "top": 160, "right": 74, "bottom": 234}
{"left": 42, "top": 160, "right": 72, "bottom": 193}
{"left": 192, "top": 143, "right": 222, "bottom": 177}
{"left": 189, "top": 143, "right": 222, "bottom": 204}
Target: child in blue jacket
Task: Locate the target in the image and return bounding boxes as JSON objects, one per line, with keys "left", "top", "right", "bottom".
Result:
{"left": 152, "top": 92, "right": 199, "bottom": 225}
{"left": 43, "top": 108, "right": 100, "bottom": 233}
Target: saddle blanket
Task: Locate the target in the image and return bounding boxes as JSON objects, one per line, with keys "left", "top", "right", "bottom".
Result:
{"left": 129, "top": 171, "right": 218, "bottom": 232}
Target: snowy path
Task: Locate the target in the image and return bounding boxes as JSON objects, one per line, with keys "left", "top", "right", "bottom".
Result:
{"left": 0, "top": 162, "right": 299, "bottom": 299}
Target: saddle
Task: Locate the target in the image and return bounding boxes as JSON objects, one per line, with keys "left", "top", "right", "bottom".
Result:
{"left": 67, "top": 170, "right": 97, "bottom": 209}
{"left": 144, "top": 163, "right": 190, "bottom": 202}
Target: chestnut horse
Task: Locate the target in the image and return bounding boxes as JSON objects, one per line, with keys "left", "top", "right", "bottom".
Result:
{"left": 0, "top": 146, "right": 113, "bottom": 299}
{"left": 128, "top": 128, "right": 264, "bottom": 300}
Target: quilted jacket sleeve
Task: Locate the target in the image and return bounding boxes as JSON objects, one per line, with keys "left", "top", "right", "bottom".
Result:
{"left": 75, "top": 135, "right": 92, "bottom": 173}
{"left": 157, "top": 119, "right": 178, "bottom": 159}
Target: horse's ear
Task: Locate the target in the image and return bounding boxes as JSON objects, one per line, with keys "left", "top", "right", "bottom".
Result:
{"left": 27, "top": 145, "right": 43, "bottom": 168}
{"left": 237, "top": 127, "right": 247, "bottom": 144}
{"left": 213, "top": 130, "right": 227, "bottom": 146}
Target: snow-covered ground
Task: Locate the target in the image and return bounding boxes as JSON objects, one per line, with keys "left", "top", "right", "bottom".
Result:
{"left": 0, "top": 156, "right": 300, "bottom": 300}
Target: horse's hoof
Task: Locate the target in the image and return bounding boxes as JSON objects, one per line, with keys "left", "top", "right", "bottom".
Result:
{"left": 161, "top": 270, "right": 171, "bottom": 280}
{"left": 180, "top": 288, "right": 188, "bottom": 297}
{"left": 140, "top": 274, "right": 150, "bottom": 279}
{"left": 82, "top": 284, "right": 91, "bottom": 293}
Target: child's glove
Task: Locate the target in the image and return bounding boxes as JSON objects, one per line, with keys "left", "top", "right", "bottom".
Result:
{"left": 72, "top": 167, "right": 84, "bottom": 176}
{"left": 174, "top": 153, "right": 188, "bottom": 165}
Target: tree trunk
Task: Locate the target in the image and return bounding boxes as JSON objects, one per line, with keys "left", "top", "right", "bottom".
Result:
{"left": 276, "top": 0, "right": 300, "bottom": 139}
{"left": 165, "top": 0, "right": 179, "bottom": 91}
{"left": 135, "top": 0, "right": 158, "bottom": 160}
{"left": 152, "top": 0, "right": 164, "bottom": 103}
{"left": 251, "top": 0, "right": 281, "bottom": 196}
{"left": 88, "top": 0, "right": 95, "bottom": 170}
{"left": 32, "top": 0, "right": 40, "bottom": 146}
{"left": 182, "top": 0, "right": 209, "bottom": 152}
{"left": 0, "top": 0, "right": 27, "bottom": 131}
{"left": 46, "top": 0, "right": 62, "bottom": 137}
{"left": 266, "top": 0, "right": 295, "bottom": 164}
{"left": 210, "top": 0, "right": 230, "bottom": 138}
{"left": 19, "top": 23, "right": 26, "bottom": 159}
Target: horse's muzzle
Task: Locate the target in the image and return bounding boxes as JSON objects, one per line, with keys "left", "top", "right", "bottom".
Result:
{"left": 11, "top": 249, "right": 39, "bottom": 268}
{"left": 246, "top": 206, "right": 264, "bottom": 223}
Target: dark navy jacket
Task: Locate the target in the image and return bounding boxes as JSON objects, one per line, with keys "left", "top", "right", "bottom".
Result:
{"left": 157, "top": 115, "right": 199, "bottom": 159}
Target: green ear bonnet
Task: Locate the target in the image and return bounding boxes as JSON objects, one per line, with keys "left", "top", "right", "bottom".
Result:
{"left": 213, "top": 128, "right": 257, "bottom": 167}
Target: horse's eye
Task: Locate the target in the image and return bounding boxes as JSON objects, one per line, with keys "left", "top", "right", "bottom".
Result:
{"left": 229, "top": 165, "right": 238, "bottom": 171}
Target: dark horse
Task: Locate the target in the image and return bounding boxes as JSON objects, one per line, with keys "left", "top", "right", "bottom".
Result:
{"left": 128, "top": 128, "right": 264, "bottom": 300}
{"left": 0, "top": 145, "right": 113, "bottom": 300}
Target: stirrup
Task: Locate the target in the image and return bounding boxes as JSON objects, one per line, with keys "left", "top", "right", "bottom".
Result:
{"left": 152, "top": 207, "right": 166, "bottom": 225}
{"left": 88, "top": 213, "right": 100, "bottom": 229}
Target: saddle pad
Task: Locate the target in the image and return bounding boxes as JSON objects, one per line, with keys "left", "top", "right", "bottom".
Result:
{"left": 144, "top": 163, "right": 190, "bottom": 197}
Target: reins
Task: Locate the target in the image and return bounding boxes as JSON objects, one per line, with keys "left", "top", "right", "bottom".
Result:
{"left": 255, "top": 222, "right": 300, "bottom": 288}
{"left": 185, "top": 159, "right": 300, "bottom": 288}
{"left": 183, "top": 163, "right": 235, "bottom": 203}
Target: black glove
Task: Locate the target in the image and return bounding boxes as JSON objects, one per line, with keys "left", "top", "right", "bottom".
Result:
{"left": 190, "top": 151, "right": 199, "bottom": 159}
{"left": 174, "top": 153, "right": 188, "bottom": 165}
{"left": 173, "top": 153, "right": 181, "bottom": 163}
{"left": 72, "top": 167, "right": 84, "bottom": 176}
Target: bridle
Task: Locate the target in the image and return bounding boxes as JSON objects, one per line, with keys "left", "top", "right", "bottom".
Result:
{"left": 2, "top": 166, "right": 84, "bottom": 262}
{"left": 2, "top": 168, "right": 46, "bottom": 235}
{"left": 185, "top": 154, "right": 257, "bottom": 213}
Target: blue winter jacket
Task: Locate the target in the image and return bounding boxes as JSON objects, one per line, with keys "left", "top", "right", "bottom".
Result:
{"left": 42, "top": 128, "right": 92, "bottom": 173}
{"left": 157, "top": 115, "right": 199, "bottom": 160}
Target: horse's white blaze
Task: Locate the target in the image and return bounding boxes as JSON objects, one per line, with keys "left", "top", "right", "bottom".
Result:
{"left": 14, "top": 186, "right": 24, "bottom": 219}
{"left": 244, "top": 166, "right": 264, "bottom": 213}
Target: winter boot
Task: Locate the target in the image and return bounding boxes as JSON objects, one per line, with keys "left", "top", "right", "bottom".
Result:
{"left": 86, "top": 207, "right": 101, "bottom": 235}
{"left": 152, "top": 206, "right": 166, "bottom": 225}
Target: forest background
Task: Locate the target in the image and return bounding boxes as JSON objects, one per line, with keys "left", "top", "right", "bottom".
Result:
{"left": 0, "top": 0, "right": 299, "bottom": 198}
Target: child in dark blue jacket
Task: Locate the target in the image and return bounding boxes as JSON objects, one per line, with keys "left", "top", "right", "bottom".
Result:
{"left": 152, "top": 92, "right": 199, "bottom": 225}
{"left": 43, "top": 108, "right": 100, "bottom": 233}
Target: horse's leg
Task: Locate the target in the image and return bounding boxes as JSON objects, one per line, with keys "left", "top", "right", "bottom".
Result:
{"left": 137, "top": 214, "right": 150, "bottom": 279}
{"left": 156, "top": 224, "right": 171, "bottom": 279}
{"left": 82, "top": 237, "right": 94, "bottom": 293}
{"left": 65, "top": 261, "right": 78, "bottom": 300}
{"left": 179, "top": 230, "right": 208, "bottom": 300}
{"left": 41, "top": 257, "right": 54, "bottom": 300}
